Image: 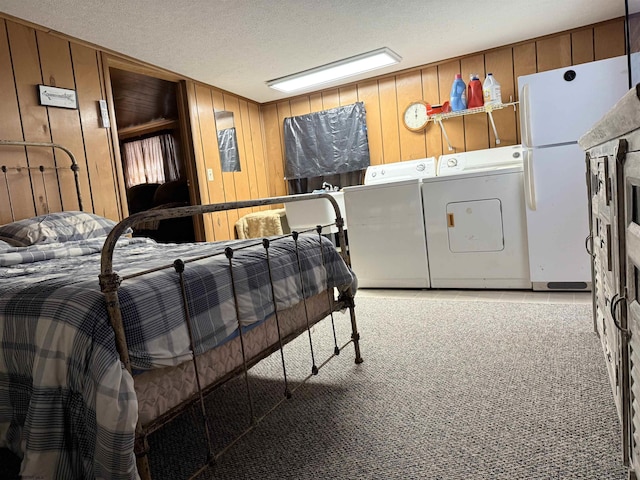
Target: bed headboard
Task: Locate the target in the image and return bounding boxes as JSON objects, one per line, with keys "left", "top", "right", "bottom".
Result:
{"left": 0, "top": 140, "right": 84, "bottom": 222}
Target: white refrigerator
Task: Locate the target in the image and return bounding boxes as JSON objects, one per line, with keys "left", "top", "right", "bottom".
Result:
{"left": 518, "top": 55, "right": 629, "bottom": 290}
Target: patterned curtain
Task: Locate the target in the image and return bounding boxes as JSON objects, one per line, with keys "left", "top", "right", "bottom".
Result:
{"left": 123, "top": 134, "right": 180, "bottom": 188}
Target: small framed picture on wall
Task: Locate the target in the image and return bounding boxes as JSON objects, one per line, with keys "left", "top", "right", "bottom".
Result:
{"left": 37, "top": 85, "right": 78, "bottom": 109}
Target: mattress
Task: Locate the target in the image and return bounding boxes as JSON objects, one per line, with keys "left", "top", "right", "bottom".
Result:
{"left": 135, "top": 291, "right": 333, "bottom": 427}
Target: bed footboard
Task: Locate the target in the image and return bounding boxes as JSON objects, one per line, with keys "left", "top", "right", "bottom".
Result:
{"left": 99, "top": 194, "right": 362, "bottom": 480}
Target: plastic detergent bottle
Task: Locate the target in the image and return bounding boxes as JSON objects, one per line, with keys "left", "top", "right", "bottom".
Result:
{"left": 467, "top": 74, "right": 484, "bottom": 108}
{"left": 483, "top": 73, "right": 502, "bottom": 105}
{"left": 449, "top": 74, "right": 467, "bottom": 111}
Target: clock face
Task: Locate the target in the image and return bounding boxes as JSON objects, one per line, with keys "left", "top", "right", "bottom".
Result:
{"left": 403, "top": 101, "right": 429, "bottom": 131}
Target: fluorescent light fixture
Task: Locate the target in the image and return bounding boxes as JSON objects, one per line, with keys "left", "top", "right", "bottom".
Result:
{"left": 267, "top": 47, "right": 401, "bottom": 93}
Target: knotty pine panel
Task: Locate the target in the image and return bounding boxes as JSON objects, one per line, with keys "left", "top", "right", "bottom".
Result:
{"left": 185, "top": 81, "right": 216, "bottom": 241}
{"left": 309, "top": 92, "right": 324, "bottom": 113}
{"left": 357, "top": 79, "right": 384, "bottom": 166}
{"left": 572, "top": 28, "right": 595, "bottom": 65}
{"left": 485, "top": 48, "right": 518, "bottom": 148}
{"left": 212, "top": 89, "right": 240, "bottom": 235}
{"left": 321, "top": 89, "right": 339, "bottom": 110}
{"left": 378, "top": 76, "right": 401, "bottom": 163}
{"left": 195, "top": 85, "right": 231, "bottom": 239}
{"left": 422, "top": 65, "right": 443, "bottom": 159}
{"left": 438, "top": 60, "right": 465, "bottom": 153}
{"left": 221, "top": 92, "right": 252, "bottom": 221}
{"left": 238, "top": 99, "right": 260, "bottom": 212}
{"left": 513, "top": 42, "right": 537, "bottom": 144}
{"left": 290, "top": 96, "right": 311, "bottom": 117}
{"left": 339, "top": 85, "right": 358, "bottom": 105}
{"left": 536, "top": 34, "right": 572, "bottom": 72}
{"left": 1, "top": 20, "right": 126, "bottom": 224}
{"left": 0, "top": 19, "right": 34, "bottom": 223}
{"left": 37, "top": 31, "right": 92, "bottom": 212}
{"left": 246, "top": 101, "right": 270, "bottom": 209}
{"left": 396, "top": 70, "right": 428, "bottom": 161}
{"left": 461, "top": 55, "right": 489, "bottom": 152}
{"left": 262, "top": 103, "right": 285, "bottom": 198}
{"left": 7, "top": 21, "right": 60, "bottom": 215}
{"left": 274, "top": 101, "right": 291, "bottom": 197}
{"left": 70, "top": 43, "right": 121, "bottom": 220}
{"left": 594, "top": 19, "right": 626, "bottom": 60}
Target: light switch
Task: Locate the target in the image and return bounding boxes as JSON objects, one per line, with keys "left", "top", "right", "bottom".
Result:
{"left": 98, "top": 99, "right": 110, "bottom": 128}
{"left": 207, "top": 168, "right": 214, "bottom": 181}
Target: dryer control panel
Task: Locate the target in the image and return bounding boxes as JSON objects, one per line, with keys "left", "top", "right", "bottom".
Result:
{"left": 364, "top": 156, "right": 437, "bottom": 185}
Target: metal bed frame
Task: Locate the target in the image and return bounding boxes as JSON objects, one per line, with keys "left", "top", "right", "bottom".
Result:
{"left": 1, "top": 140, "right": 363, "bottom": 480}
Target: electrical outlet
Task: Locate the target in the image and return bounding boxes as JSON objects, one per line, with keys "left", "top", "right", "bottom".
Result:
{"left": 207, "top": 168, "right": 214, "bottom": 181}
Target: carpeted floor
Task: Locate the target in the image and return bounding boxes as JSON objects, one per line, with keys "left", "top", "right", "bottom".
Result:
{"left": 1, "top": 296, "right": 628, "bottom": 479}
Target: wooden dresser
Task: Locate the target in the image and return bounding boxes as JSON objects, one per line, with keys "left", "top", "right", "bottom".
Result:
{"left": 580, "top": 85, "right": 640, "bottom": 480}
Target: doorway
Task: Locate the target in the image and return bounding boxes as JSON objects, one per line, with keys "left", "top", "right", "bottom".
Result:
{"left": 108, "top": 67, "right": 196, "bottom": 243}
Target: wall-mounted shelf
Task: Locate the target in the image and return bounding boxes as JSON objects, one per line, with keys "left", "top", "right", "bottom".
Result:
{"left": 428, "top": 101, "right": 519, "bottom": 151}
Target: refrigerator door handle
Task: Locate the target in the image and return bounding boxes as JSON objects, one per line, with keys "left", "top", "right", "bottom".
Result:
{"left": 523, "top": 149, "right": 536, "bottom": 211}
{"left": 521, "top": 83, "right": 532, "bottom": 148}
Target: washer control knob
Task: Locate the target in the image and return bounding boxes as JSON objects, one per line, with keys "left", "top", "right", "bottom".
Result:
{"left": 447, "top": 158, "right": 458, "bottom": 167}
{"left": 416, "top": 163, "right": 425, "bottom": 172}
{"left": 371, "top": 171, "right": 377, "bottom": 177}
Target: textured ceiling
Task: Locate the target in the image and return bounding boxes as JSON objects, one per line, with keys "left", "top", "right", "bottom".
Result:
{"left": 0, "top": 0, "right": 625, "bottom": 103}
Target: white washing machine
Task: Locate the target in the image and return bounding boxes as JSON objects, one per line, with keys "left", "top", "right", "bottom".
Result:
{"left": 343, "top": 158, "right": 437, "bottom": 288}
{"left": 421, "top": 145, "right": 531, "bottom": 289}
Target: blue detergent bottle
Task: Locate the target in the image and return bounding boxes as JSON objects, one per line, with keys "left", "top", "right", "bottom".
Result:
{"left": 450, "top": 74, "right": 467, "bottom": 111}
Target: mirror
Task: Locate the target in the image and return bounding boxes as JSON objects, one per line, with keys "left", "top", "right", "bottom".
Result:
{"left": 215, "top": 110, "right": 241, "bottom": 172}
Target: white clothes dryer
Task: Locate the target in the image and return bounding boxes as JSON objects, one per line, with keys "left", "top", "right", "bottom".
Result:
{"left": 343, "top": 158, "right": 437, "bottom": 288}
{"left": 421, "top": 145, "right": 531, "bottom": 289}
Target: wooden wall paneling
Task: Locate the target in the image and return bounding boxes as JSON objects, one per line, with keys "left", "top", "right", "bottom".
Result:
{"left": 572, "top": 28, "right": 595, "bottom": 65}
{"left": 262, "top": 103, "right": 285, "bottom": 197}
{"left": 99, "top": 56, "right": 129, "bottom": 220}
{"left": 238, "top": 99, "right": 260, "bottom": 211}
{"left": 594, "top": 19, "right": 626, "bottom": 60}
{"left": 309, "top": 92, "right": 323, "bottom": 113}
{"left": 185, "top": 82, "right": 215, "bottom": 240}
{"left": 176, "top": 81, "right": 206, "bottom": 241}
{"left": 194, "top": 84, "right": 229, "bottom": 240}
{"left": 210, "top": 90, "right": 238, "bottom": 233}
{"left": 247, "top": 102, "right": 270, "bottom": 208}
{"left": 396, "top": 70, "right": 427, "bottom": 160}
{"left": 322, "top": 89, "right": 339, "bottom": 110}
{"left": 221, "top": 92, "right": 252, "bottom": 221}
{"left": 357, "top": 79, "right": 383, "bottom": 166}
{"left": 212, "top": 89, "right": 239, "bottom": 237}
{"left": 7, "top": 21, "right": 60, "bottom": 215}
{"left": 275, "top": 100, "right": 292, "bottom": 196}
{"left": 286, "top": 96, "right": 310, "bottom": 196}
{"left": 437, "top": 61, "right": 465, "bottom": 152}
{"left": 70, "top": 43, "right": 120, "bottom": 220}
{"left": 513, "top": 42, "right": 537, "bottom": 143}
{"left": 422, "top": 66, "right": 443, "bottom": 159}
{"left": 0, "top": 19, "right": 35, "bottom": 223}
{"left": 460, "top": 55, "right": 489, "bottom": 151}
{"left": 37, "top": 31, "right": 92, "bottom": 212}
{"left": 339, "top": 85, "right": 358, "bottom": 105}
{"left": 378, "top": 76, "right": 401, "bottom": 163}
{"left": 536, "top": 34, "right": 572, "bottom": 72}
{"left": 484, "top": 48, "right": 517, "bottom": 147}
{"left": 289, "top": 97, "right": 311, "bottom": 117}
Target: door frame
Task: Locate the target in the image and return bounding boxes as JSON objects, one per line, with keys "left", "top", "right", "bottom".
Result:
{"left": 100, "top": 53, "right": 205, "bottom": 240}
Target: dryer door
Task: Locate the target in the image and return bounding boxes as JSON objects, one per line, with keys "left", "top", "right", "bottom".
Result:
{"left": 447, "top": 199, "right": 504, "bottom": 253}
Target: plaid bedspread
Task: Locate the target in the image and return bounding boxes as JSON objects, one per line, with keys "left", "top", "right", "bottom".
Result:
{"left": 0, "top": 234, "right": 354, "bottom": 479}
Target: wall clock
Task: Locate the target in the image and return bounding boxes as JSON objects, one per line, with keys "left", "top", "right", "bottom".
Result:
{"left": 403, "top": 100, "right": 429, "bottom": 131}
